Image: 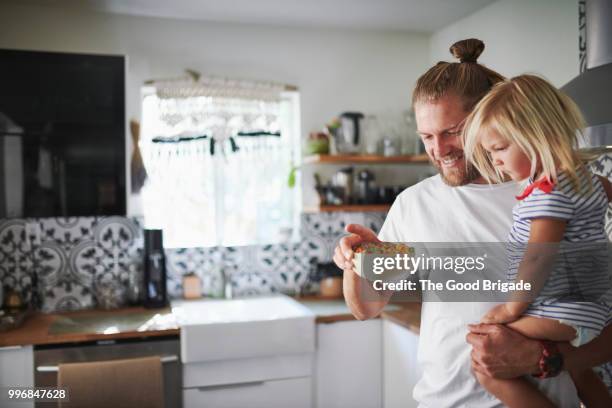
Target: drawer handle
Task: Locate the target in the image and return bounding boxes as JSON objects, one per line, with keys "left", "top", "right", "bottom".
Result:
{"left": 196, "top": 381, "right": 265, "bottom": 392}
{"left": 0, "top": 345, "right": 24, "bottom": 351}
{"left": 36, "top": 354, "right": 178, "bottom": 372}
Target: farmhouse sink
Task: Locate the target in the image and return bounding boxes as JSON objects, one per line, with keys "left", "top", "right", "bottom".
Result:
{"left": 172, "top": 295, "right": 315, "bottom": 363}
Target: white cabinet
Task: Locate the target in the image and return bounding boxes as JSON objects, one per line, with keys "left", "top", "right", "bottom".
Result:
{"left": 176, "top": 295, "right": 316, "bottom": 408}
{"left": 315, "top": 319, "right": 382, "bottom": 408}
{"left": 182, "top": 354, "right": 313, "bottom": 408}
{"left": 382, "top": 320, "right": 420, "bottom": 408}
{"left": 0, "top": 345, "right": 34, "bottom": 408}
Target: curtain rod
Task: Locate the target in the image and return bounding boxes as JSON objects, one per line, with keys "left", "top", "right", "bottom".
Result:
{"left": 144, "top": 70, "right": 298, "bottom": 92}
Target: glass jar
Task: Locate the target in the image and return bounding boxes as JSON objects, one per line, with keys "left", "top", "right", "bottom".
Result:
{"left": 94, "top": 280, "right": 126, "bottom": 310}
{"left": 400, "top": 110, "right": 417, "bottom": 155}
{"left": 362, "top": 115, "right": 382, "bottom": 155}
{"left": 382, "top": 135, "right": 399, "bottom": 157}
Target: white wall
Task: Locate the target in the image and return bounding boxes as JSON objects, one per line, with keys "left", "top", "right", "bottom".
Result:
{"left": 429, "top": 0, "right": 578, "bottom": 87}
{"left": 0, "top": 3, "right": 429, "bottom": 139}
{"left": 0, "top": 3, "right": 432, "bottom": 209}
{"left": 0, "top": 1, "right": 581, "bottom": 210}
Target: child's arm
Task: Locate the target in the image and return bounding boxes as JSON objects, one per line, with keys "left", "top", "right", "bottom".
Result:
{"left": 513, "top": 217, "right": 567, "bottom": 301}
{"left": 482, "top": 218, "right": 566, "bottom": 324}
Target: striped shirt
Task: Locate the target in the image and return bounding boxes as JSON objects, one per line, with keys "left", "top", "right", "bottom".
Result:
{"left": 508, "top": 169, "right": 611, "bottom": 333}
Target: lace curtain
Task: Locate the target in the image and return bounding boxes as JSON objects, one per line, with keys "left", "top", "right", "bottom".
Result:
{"left": 140, "top": 77, "right": 300, "bottom": 248}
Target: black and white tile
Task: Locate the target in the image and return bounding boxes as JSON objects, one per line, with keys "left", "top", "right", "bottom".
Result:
{"left": 301, "top": 212, "right": 366, "bottom": 260}
{"left": 166, "top": 247, "right": 223, "bottom": 298}
{"left": 0, "top": 212, "right": 384, "bottom": 312}
{"left": 256, "top": 242, "right": 317, "bottom": 293}
{"left": 229, "top": 269, "right": 275, "bottom": 297}
{"left": 592, "top": 154, "right": 612, "bottom": 240}
{"left": 0, "top": 216, "right": 143, "bottom": 312}
{"left": 0, "top": 219, "right": 33, "bottom": 303}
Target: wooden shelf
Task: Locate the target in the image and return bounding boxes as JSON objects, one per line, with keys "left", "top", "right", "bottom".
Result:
{"left": 302, "top": 153, "right": 430, "bottom": 165}
{"left": 303, "top": 204, "right": 391, "bottom": 213}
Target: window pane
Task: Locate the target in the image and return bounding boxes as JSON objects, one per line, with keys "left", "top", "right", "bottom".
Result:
{"left": 139, "top": 90, "right": 300, "bottom": 248}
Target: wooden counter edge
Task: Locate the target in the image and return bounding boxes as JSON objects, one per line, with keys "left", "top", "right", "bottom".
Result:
{"left": 0, "top": 307, "right": 179, "bottom": 348}
{"left": 381, "top": 304, "right": 421, "bottom": 335}
{"left": 0, "top": 328, "right": 181, "bottom": 347}
{"left": 315, "top": 313, "right": 361, "bottom": 324}
{"left": 1, "top": 302, "right": 421, "bottom": 346}
{"left": 315, "top": 303, "right": 421, "bottom": 333}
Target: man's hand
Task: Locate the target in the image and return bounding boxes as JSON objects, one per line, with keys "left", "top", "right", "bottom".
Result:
{"left": 481, "top": 304, "right": 519, "bottom": 324}
{"left": 466, "top": 323, "right": 541, "bottom": 379}
{"left": 335, "top": 224, "right": 390, "bottom": 321}
{"left": 332, "top": 224, "right": 380, "bottom": 273}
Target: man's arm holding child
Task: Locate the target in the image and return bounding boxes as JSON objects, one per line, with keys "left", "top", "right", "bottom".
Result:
{"left": 467, "top": 323, "right": 612, "bottom": 379}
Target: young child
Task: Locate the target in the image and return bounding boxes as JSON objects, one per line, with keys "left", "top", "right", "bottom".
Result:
{"left": 463, "top": 74, "right": 612, "bottom": 408}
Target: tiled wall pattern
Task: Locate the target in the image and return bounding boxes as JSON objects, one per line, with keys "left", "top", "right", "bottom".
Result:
{"left": 164, "top": 211, "right": 384, "bottom": 299}
{"left": 0, "top": 216, "right": 143, "bottom": 312}
{"left": 1, "top": 154, "right": 611, "bottom": 313}
{"left": 0, "top": 211, "right": 385, "bottom": 313}
{"left": 592, "top": 154, "right": 612, "bottom": 239}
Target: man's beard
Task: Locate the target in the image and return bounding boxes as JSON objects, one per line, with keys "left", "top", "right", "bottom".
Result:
{"left": 431, "top": 156, "right": 480, "bottom": 187}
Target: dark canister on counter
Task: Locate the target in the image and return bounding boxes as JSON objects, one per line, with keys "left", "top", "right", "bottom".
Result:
{"left": 143, "top": 229, "right": 168, "bottom": 308}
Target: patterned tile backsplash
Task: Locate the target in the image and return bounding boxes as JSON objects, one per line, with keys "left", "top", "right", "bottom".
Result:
{"left": 0, "top": 211, "right": 384, "bottom": 313}
{"left": 1, "top": 155, "right": 611, "bottom": 314}
{"left": 0, "top": 216, "right": 144, "bottom": 313}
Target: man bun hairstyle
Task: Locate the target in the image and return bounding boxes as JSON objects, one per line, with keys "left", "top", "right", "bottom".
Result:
{"left": 412, "top": 38, "right": 505, "bottom": 111}
{"left": 449, "top": 38, "right": 484, "bottom": 63}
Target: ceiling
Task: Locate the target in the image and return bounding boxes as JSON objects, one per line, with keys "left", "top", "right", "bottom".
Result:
{"left": 10, "top": 0, "right": 497, "bottom": 32}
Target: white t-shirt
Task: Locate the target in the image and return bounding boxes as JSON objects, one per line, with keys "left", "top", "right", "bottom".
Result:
{"left": 378, "top": 174, "right": 580, "bottom": 408}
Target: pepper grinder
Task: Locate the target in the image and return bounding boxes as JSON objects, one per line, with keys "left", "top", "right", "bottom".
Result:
{"left": 143, "top": 229, "right": 168, "bottom": 308}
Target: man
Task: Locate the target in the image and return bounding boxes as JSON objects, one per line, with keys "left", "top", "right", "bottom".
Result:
{"left": 334, "top": 38, "right": 611, "bottom": 407}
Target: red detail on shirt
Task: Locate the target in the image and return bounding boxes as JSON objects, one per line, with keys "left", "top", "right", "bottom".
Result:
{"left": 515, "top": 178, "right": 555, "bottom": 200}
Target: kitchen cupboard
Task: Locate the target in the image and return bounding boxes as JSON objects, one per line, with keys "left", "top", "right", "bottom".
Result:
{"left": 315, "top": 319, "right": 382, "bottom": 408}
{"left": 0, "top": 345, "right": 34, "bottom": 408}
{"left": 382, "top": 320, "right": 420, "bottom": 408}
{"left": 177, "top": 296, "right": 315, "bottom": 408}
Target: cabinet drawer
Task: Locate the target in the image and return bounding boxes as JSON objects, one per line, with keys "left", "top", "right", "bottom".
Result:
{"left": 183, "top": 353, "right": 312, "bottom": 388}
{"left": 184, "top": 376, "right": 311, "bottom": 408}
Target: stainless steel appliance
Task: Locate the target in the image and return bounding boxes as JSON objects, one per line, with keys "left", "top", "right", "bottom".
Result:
{"left": 356, "top": 169, "right": 375, "bottom": 204}
{"left": 34, "top": 336, "right": 181, "bottom": 408}
{"left": 562, "top": 0, "right": 612, "bottom": 153}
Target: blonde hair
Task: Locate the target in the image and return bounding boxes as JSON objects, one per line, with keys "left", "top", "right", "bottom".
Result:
{"left": 463, "top": 74, "right": 592, "bottom": 192}
{"left": 412, "top": 38, "right": 505, "bottom": 111}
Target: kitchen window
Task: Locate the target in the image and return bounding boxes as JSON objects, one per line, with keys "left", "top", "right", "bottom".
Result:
{"left": 139, "top": 75, "right": 301, "bottom": 248}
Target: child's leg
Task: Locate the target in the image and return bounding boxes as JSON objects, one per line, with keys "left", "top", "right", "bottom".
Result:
{"left": 474, "top": 372, "right": 555, "bottom": 408}
{"left": 472, "top": 315, "right": 567, "bottom": 407}
{"left": 570, "top": 368, "right": 612, "bottom": 408}
{"left": 505, "top": 316, "right": 612, "bottom": 407}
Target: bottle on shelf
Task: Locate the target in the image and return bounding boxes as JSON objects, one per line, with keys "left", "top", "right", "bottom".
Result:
{"left": 362, "top": 114, "right": 382, "bottom": 155}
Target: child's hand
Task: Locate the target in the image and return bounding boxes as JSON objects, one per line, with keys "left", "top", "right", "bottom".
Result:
{"left": 481, "top": 304, "right": 519, "bottom": 324}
